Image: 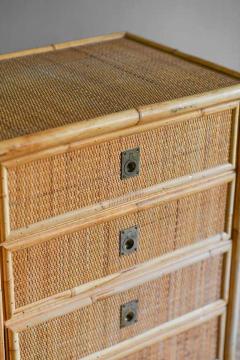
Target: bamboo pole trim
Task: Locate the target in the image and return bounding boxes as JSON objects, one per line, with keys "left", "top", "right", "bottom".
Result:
{"left": 12, "top": 233, "right": 230, "bottom": 315}
{"left": 0, "top": 31, "right": 239, "bottom": 161}
{"left": 2, "top": 168, "right": 235, "bottom": 248}
{"left": 126, "top": 32, "right": 240, "bottom": 80}
{"left": 138, "top": 88, "right": 240, "bottom": 123}
{"left": 225, "top": 100, "right": 240, "bottom": 359}
{"left": 4, "top": 105, "right": 236, "bottom": 233}
{"left": 0, "top": 96, "right": 239, "bottom": 163}
{"left": 0, "top": 32, "right": 126, "bottom": 61}
{"left": 2, "top": 101, "right": 238, "bottom": 167}
{"left": 0, "top": 109, "right": 140, "bottom": 162}
{"left": 82, "top": 301, "right": 226, "bottom": 360}
{"left": 5, "top": 237, "right": 231, "bottom": 332}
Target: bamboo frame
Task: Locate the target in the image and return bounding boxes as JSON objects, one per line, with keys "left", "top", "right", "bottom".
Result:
{"left": 1, "top": 101, "right": 238, "bottom": 167}
{"left": 219, "top": 312, "right": 227, "bottom": 360}
{"left": 2, "top": 250, "right": 15, "bottom": 319}
{"left": 0, "top": 166, "right": 8, "bottom": 360}
{"left": 0, "top": 101, "right": 237, "bottom": 241}
{"left": 2, "top": 169, "right": 235, "bottom": 250}
{"left": 225, "top": 179, "right": 236, "bottom": 236}
{"left": 0, "top": 31, "right": 239, "bottom": 163}
{"left": 0, "top": 249, "right": 5, "bottom": 360}
{"left": 0, "top": 171, "right": 233, "bottom": 360}
{"left": 5, "top": 302, "right": 225, "bottom": 360}
{"left": 230, "top": 105, "right": 240, "bottom": 167}
{"left": 7, "top": 331, "right": 19, "bottom": 360}
{"left": 225, "top": 107, "right": 240, "bottom": 359}
{"left": 5, "top": 236, "right": 231, "bottom": 332}
{"left": 0, "top": 32, "right": 239, "bottom": 359}
{"left": 0, "top": 167, "right": 10, "bottom": 241}
{"left": 223, "top": 248, "right": 233, "bottom": 303}
{"left": 126, "top": 33, "right": 240, "bottom": 81}
{"left": 4, "top": 239, "right": 232, "bottom": 358}
{"left": 0, "top": 32, "right": 126, "bottom": 61}
{"left": 0, "top": 94, "right": 240, "bottom": 164}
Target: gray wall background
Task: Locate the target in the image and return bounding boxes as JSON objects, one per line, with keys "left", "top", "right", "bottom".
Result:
{"left": 0, "top": 0, "right": 240, "bottom": 71}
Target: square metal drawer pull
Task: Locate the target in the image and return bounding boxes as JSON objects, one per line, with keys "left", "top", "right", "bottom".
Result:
{"left": 119, "top": 225, "right": 139, "bottom": 256}
{"left": 120, "top": 300, "right": 138, "bottom": 328}
{"left": 121, "top": 147, "right": 140, "bottom": 179}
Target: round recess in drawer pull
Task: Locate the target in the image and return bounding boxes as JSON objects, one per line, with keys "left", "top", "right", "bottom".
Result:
{"left": 119, "top": 225, "right": 139, "bottom": 256}
{"left": 121, "top": 147, "right": 140, "bottom": 179}
{"left": 120, "top": 300, "right": 139, "bottom": 328}
{"left": 124, "top": 238, "right": 135, "bottom": 251}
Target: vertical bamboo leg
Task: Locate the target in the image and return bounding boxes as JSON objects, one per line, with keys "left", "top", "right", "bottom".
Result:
{"left": 219, "top": 311, "right": 227, "bottom": 359}
{"left": 8, "top": 331, "right": 20, "bottom": 360}
{"left": 0, "top": 252, "right": 5, "bottom": 360}
{"left": 0, "top": 166, "right": 14, "bottom": 359}
{"left": 225, "top": 109, "right": 240, "bottom": 359}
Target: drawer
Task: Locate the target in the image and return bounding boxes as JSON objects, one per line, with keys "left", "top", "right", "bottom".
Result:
{"left": 9, "top": 179, "right": 231, "bottom": 309}
{"left": 6, "top": 105, "right": 236, "bottom": 232}
{"left": 9, "top": 254, "right": 225, "bottom": 360}
{"left": 122, "top": 317, "right": 220, "bottom": 360}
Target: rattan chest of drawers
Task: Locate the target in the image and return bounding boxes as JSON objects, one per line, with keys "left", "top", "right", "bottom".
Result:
{"left": 0, "top": 32, "right": 240, "bottom": 360}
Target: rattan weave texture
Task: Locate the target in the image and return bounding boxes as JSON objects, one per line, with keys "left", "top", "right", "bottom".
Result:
{"left": 8, "top": 109, "right": 233, "bottom": 230}
{"left": 12, "top": 183, "right": 229, "bottom": 308}
{"left": 17, "top": 255, "right": 223, "bottom": 360}
{"left": 124, "top": 318, "right": 219, "bottom": 360}
{"left": 0, "top": 38, "right": 238, "bottom": 141}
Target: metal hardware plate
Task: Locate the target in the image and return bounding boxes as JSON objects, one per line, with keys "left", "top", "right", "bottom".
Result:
{"left": 121, "top": 147, "right": 140, "bottom": 179}
{"left": 120, "top": 300, "right": 138, "bottom": 328}
{"left": 119, "top": 225, "right": 139, "bottom": 256}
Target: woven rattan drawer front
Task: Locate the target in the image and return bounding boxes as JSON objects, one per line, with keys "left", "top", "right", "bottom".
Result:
{"left": 7, "top": 107, "right": 234, "bottom": 231}
{"left": 11, "top": 181, "right": 230, "bottom": 309}
{"left": 123, "top": 317, "right": 220, "bottom": 360}
{"left": 15, "top": 255, "right": 223, "bottom": 360}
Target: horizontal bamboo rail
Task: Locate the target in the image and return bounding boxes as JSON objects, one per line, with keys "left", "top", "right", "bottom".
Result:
{"left": 2, "top": 101, "right": 238, "bottom": 167}
{"left": 2, "top": 168, "right": 235, "bottom": 250}
{"left": 5, "top": 236, "right": 231, "bottom": 332}
{"left": 0, "top": 97, "right": 239, "bottom": 164}
{"left": 0, "top": 32, "right": 125, "bottom": 61}
{"left": 0, "top": 109, "right": 139, "bottom": 163}
{"left": 126, "top": 33, "right": 240, "bottom": 81}
{"left": 83, "top": 300, "right": 226, "bottom": 360}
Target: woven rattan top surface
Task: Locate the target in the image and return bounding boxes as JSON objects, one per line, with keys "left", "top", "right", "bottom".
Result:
{"left": 0, "top": 35, "right": 239, "bottom": 141}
